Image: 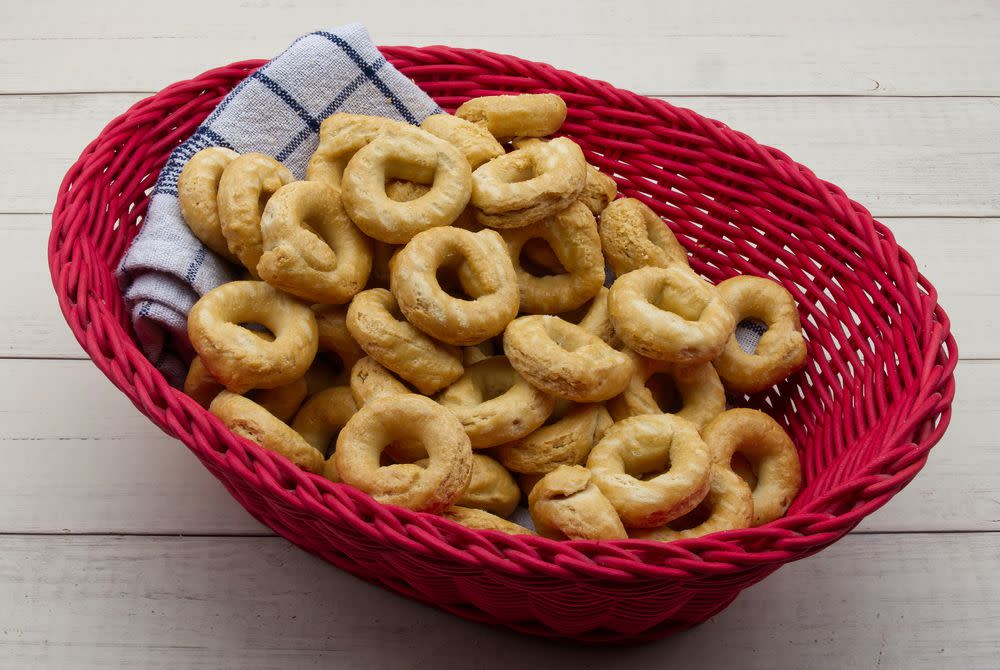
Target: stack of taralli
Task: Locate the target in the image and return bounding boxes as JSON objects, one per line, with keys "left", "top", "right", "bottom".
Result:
{"left": 181, "top": 93, "right": 808, "bottom": 541}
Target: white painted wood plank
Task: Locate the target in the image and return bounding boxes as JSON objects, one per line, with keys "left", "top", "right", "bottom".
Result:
{"left": 0, "top": 533, "right": 996, "bottom": 668}
{"left": 0, "top": 358, "right": 993, "bottom": 534}
{"left": 3, "top": 0, "right": 999, "bottom": 95}
{"left": 15, "top": 213, "right": 1000, "bottom": 358}
{"left": 5, "top": 94, "right": 998, "bottom": 216}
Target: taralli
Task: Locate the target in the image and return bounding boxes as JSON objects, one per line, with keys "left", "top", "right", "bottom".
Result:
{"left": 210, "top": 391, "right": 324, "bottom": 473}
{"left": 335, "top": 394, "right": 473, "bottom": 513}
{"left": 702, "top": 409, "right": 801, "bottom": 526}
{"left": 217, "top": 152, "right": 294, "bottom": 273}
{"left": 494, "top": 401, "right": 612, "bottom": 474}
{"left": 342, "top": 127, "right": 472, "bottom": 243}
{"left": 528, "top": 465, "right": 627, "bottom": 541}
{"left": 598, "top": 198, "right": 689, "bottom": 276}
{"left": 609, "top": 266, "right": 735, "bottom": 364}
{"left": 349, "top": 356, "right": 412, "bottom": 406}
{"left": 442, "top": 506, "right": 531, "bottom": 535}
{"left": 502, "top": 201, "right": 605, "bottom": 314}
{"left": 608, "top": 352, "right": 725, "bottom": 429}
{"left": 712, "top": 275, "right": 808, "bottom": 393}
{"left": 188, "top": 281, "right": 317, "bottom": 393}
{"left": 456, "top": 93, "right": 567, "bottom": 140}
{"left": 291, "top": 386, "right": 358, "bottom": 481}
{"left": 312, "top": 304, "right": 366, "bottom": 373}
{"left": 420, "top": 113, "right": 505, "bottom": 169}
{"left": 631, "top": 468, "right": 753, "bottom": 541}
{"left": 250, "top": 377, "right": 309, "bottom": 422}
{"left": 419, "top": 454, "right": 519, "bottom": 517}
{"left": 306, "top": 113, "right": 409, "bottom": 189}
{"left": 390, "top": 227, "right": 519, "bottom": 345}
{"left": 184, "top": 355, "right": 307, "bottom": 421}
{"left": 178, "top": 147, "right": 240, "bottom": 262}
{"left": 257, "top": 181, "right": 372, "bottom": 304}
{"left": 435, "top": 356, "right": 554, "bottom": 448}
{"left": 471, "top": 137, "right": 587, "bottom": 229}
{"left": 346, "top": 288, "right": 464, "bottom": 395}
{"left": 559, "top": 287, "right": 620, "bottom": 347}
{"left": 579, "top": 165, "right": 618, "bottom": 215}
{"left": 587, "top": 414, "right": 712, "bottom": 528}
{"left": 503, "top": 315, "right": 633, "bottom": 402}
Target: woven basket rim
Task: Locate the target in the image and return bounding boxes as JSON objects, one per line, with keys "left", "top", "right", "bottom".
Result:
{"left": 48, "top": 47, "right": 958, "bottom": 581}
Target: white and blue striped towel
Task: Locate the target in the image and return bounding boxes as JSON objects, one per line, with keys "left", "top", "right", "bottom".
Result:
{"left": 116, "top": 23, "right": 441, "bottom": 386}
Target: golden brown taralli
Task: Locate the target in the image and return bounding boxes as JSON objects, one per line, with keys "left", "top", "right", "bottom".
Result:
{"left": 291, "top": 386, "right": 358, "bottom": 481}
{"left": 501, "top": 201, "right": 605, "bottom": 314}
{"left": 420, "top": 113, "right": 505, "bottom": 169}
{"left": 712, "top": 275, "right": 808, "bottom": 393}
{"left": 188, "top": 281, "right": 317, "bottom": 394}
{"left": 587, "top": 414, "right": 712, "bottom": 528}
{"left": 456, "top": 93, "right": 567, "bottom": 139}
{"left": 441, "top": 506, "right": 532, "bottom": 535}
{"left": 435, "top": 356, "right": 554, "bottom": 448}
{"left": 528, "top": 465, "right": 627, "bottom": 540}
{"left": 503, "top": 315, "right": 633, "bottom": 402}
{"left": 701, "top": 408, "right": 801, "bottom": 526}
{"left": 210, "top": 391, "right": 325, "bottom": 473}
{"left": 178, "top": 147, "right": 241, "bottom": 263}
{"left": 609, "top": 266, "right": 735, "bottom": 364}
{"left": 598, "top": 198, "right": 689, "bottom": 276}
{"left": 217, "top": 152, "right": 294, "bottom": 274}
{"left": 494, "top": 401, "right": 612, "bottom": 475}
{"left": 631, "top": 467, "right": 753, "bottom": 541}
{"left": 346, "top": 288, "right": 464, "bottom": 395}
{"left": 334, "top": 394, "right": 473, "bottom": 514}
{"left": 257, "top": 181, "right": 372, "bottom": 304}
{"left": 608, "top": 351, "right": 725, "bottom": 429}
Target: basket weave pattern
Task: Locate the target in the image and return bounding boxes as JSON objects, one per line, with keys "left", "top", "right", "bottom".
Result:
{"left": 49, "top": 47, "right": 957, "bottom": 642}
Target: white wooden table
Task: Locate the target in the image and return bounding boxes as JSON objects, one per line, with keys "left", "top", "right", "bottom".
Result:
{"left": 2, "top": 2, "right": 998, "bottom": 667}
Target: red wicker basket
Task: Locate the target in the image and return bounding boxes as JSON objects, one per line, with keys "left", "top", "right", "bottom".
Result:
{"left": 49, "top": 47, "right": 957, "bottom": 643}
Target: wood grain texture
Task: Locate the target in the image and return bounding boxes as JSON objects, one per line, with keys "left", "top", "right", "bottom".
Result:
{"left": 6, "top": 94, "right": 998, "bottom": 216}
{"left": 0, "top": 358, "right": 994, "bottom": 534}
{"left": 2, "top": 0, "right": 999, "bottom": 96}
{"left": 12, "top": 214, "right": 998, "bottom": 359}
{"left": 0, "top": 533, "right": 997, "bottom": 669}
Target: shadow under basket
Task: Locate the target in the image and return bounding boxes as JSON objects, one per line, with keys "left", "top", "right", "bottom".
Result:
{"left": 48, "top": 47, "right": 957, "bottom": 643}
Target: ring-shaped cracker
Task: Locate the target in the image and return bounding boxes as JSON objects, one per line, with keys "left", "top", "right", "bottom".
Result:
{"left": 587, "top": 414, "right": 712, "bottom": 528}
{"left": 558, "top": 287, "right": 620, "bottom": 346}
{"left": 494, "top": 401, "right": 612, "bottom": 474}
{"left": 346, "top": 288, "right": 464, "bottom": 395}
{"left": 311, "top": 303, "right": 366, "bottom": 374}
{"left": 291, "top": 386, "right": 358, "bottom": 482}
{"left": 456, "top": 93, "right": 567, "bottom": 140}
{"left": 502, "top": 201, "right": 605, "bottom": 314}
{"left": 441, "top": 507, "right": 531, "bottom": 535}
{"left": 420, "top": 113, "right": 505, "bottom": 169}
{"left": 503, "top": 315, "right": 633, "bottom": 402}
{"left": 341, "top": 127, "right": 472, "bottom": 243}
{"left": 334, "top": 394, "right": 473, "bottom": 513}
{"left": 188, "top": 281, "right": 317, "bottom": 394}
{"left": 210, "top": 391, "right": 324, "bottom": 473}
{"left": 598, "top": 198, "right": 689, "bottom": 275}
{"left": 306, "top": 113, "right": 410, "bottom": 189}
{"left": 609, "top": 266, "right": 735, "bottom": 364}
{"left": 702, "top": 408, "right": 801, "bottom": 526}
{"left": 471, "top": 137, "right": 587, "bottom": 229}
{"left": 418, "top": 454, "right": 519, "bottom": 517}
{"left": 631, "top": 468, "right": 754, "bottom": 541}
{"left": 257, "top": 181, "right": 372, "bottom": 303}
{"left": 390, "top": 227, "right": 519, "bottom": 345}
{"left": 608, "top": 352, "right": 725, "bottom": 429}
{"left": 528, "top": 465, "right": 627, "bottom": 540}
{"left": 435, "top": 356, "right": 554, "bottom": 448}
{"left": 217, "top": 153, "right": 294, "bottom": 274}
{"left": 178, "top": 147, "right": 241, "bottom": 262}
{"left": 712, "top": 275, "right": 808, "bottom": 393}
